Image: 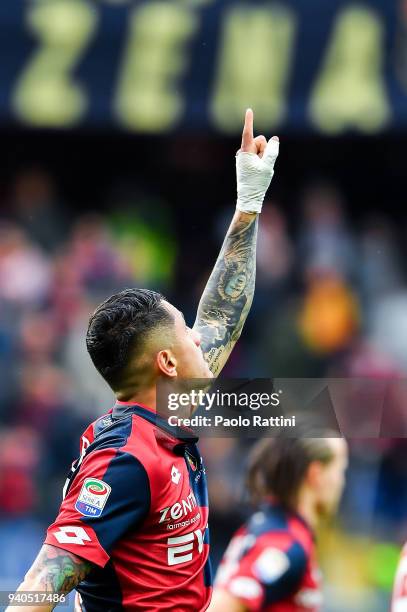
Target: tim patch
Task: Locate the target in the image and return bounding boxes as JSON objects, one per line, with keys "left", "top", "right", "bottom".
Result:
{"left": 75, "top": 478, "right": 111, "bottom": 517}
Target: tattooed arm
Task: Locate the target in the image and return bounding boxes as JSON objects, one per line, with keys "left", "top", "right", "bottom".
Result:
{"left": 194, "top": 109, "right": 279, "bottom": 375}
{"left": 194, "top": 210, "right": 258, "bottom": 375}
{"left": 6, "top": 544, "right": 92, "bottom": 612}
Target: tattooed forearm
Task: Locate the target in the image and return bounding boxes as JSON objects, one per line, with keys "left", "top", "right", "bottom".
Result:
{"left": 28, "top": 544, "right": 91, "bottom": 593}
{"left": 194, "top": 211, "right": 258, "bottom": 375}
{"left": 7, "top": 545, "right": 92, "bottom": 611}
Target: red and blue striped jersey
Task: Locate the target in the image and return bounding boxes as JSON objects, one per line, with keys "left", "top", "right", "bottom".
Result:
{"left": 45, "top": 401, "right": 212, "bottom": 611}
{"left": 215, "top": 504, "right": 322, "bottom": 611}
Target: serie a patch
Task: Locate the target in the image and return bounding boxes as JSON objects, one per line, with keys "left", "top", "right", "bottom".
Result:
{"left": 75, "top": 478, "right": 111, "bottom": 518}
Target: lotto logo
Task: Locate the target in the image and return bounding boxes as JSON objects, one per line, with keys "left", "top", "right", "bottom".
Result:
{"left": 54, "top": 526, "right": 91, "bottom": 546}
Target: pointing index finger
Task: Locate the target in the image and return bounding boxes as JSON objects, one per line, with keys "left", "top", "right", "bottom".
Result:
{"left": 241, "top": 108, "right": 254, "bottom": 150}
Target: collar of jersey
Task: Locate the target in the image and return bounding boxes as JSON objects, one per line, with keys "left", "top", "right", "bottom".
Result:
{"left": 262, "top": 498, "right": 315, "bottom": 539}
{"left": 112, "top": 400, "right": 199, "bottom": 448}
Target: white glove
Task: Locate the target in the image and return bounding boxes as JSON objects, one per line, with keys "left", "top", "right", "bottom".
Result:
{"left": 236, "top": 109, "right": 280, "bottom": 214}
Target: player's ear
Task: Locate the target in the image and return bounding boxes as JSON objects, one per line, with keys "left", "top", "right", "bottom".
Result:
{"left": 156, "top": 349, "right": 178, "bottom": 377}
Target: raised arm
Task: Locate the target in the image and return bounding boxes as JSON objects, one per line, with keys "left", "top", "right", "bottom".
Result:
{"left": 194, "top": 209, "right": 258, "bottom": 376}
{"left": 6, "top": 544, "right": 92, "bottom": 612}
{"left": 194, "top": 109, "right": 279, "bottom": 375}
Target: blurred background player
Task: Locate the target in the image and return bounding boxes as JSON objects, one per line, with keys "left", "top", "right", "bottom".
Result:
{"left": 5, "top": 111, "right": 279, "bottom": 612}
{"left": 210, "top": 434, "right": 348, "bottom": 612}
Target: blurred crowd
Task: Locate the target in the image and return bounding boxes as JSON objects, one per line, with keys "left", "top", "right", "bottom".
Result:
{"left": 0, "top": 166, "right": 407, "bottom": 608}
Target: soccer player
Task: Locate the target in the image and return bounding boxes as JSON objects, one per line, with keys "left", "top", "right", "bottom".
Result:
{"left": 210, "top": 435, "right": 348, "bottom": 612}
{"left": 7, "top": 109, "right": 279, "bottom": 612}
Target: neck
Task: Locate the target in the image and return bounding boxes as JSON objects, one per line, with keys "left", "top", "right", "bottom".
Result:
{"left": 115, "top": 386, "right": 157, "bottom": 411}
{"left": 296, "top": 486, "right": 319, "bottom": 530}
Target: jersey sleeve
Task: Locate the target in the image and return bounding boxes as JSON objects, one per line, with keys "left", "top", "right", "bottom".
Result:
{"left": 216, "top": 531, "right": 307, "bottom": 611}
{"left": 45, "top": 448, "right": 150, "bottom": 568}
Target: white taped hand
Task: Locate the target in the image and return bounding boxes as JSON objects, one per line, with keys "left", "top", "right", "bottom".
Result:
{"left": 236, "top": 137, "right": 280, "bottom": 214}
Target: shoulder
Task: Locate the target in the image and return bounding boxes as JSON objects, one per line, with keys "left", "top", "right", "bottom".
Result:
{"left": 246, "top": 507, "right": 289, "bottom": 537}
{"left": 86, "top": 413, "right": 134, "bottom": 454}
{"left": 85, "top": 412, "right": 159, "bottom": 463}
{"left": 70, "top": 414, "right": 154, "bottom": 497}
{"left": 241, "top": 508, "right": 310, "bottom": 587}
{"left": 250, "top": 532, "right": 308, "bottom": 585}
{"left": 74, "top": 412, "right": 173, "bottom": 500}
{"left": 216, "top": 518, "right": 309, "bottom": 610}
{"left": 246, "top": 507, "right": 312, "bottom": 551}
{"left": 71, "top": 446, "right": 151, "bottom": 509}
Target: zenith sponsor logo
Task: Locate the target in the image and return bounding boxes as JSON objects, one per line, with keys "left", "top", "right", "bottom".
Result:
{"left": 159, "top": 491, "right": 198, "bottom": 524}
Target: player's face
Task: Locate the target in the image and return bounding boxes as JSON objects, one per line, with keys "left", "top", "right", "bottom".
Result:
{"left": 315, "top": 438, "right": 348, "bottom": 517}
{"left": 162, "top": 301, "right": 213, "bottom": 379}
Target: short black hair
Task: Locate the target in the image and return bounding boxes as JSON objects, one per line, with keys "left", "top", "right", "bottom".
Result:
{"left": 86, "top": 288, "right": 174, "bottom": 389}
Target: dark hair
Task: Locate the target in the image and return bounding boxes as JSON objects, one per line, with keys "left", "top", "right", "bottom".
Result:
{"left": 246, "top": 434, "right": 336, "bottom": 511}
{"left": 86, "top": 288, "right": 174, "bottom": 389}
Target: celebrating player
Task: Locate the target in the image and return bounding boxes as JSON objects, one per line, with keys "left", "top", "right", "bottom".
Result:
{"left": 210, "top": 434, "right": 348, "bottom": 612}
{"left": 7, "top": 110, "right": 279, "bottom": 612}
